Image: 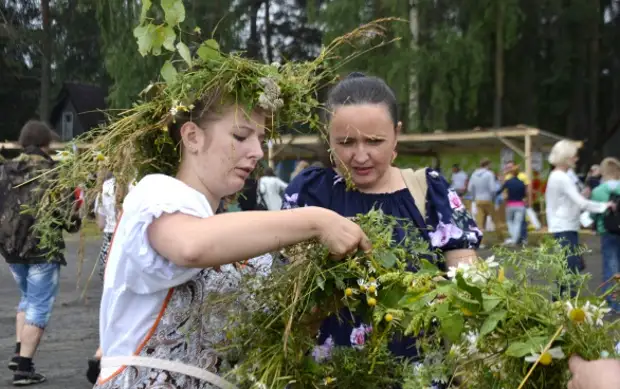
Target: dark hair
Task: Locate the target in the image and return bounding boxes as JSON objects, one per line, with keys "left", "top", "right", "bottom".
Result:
{"left": 326, "top": 72, "right": 398, "bottom": 127}
{"left": 480, "top": 158, "right": 491, "bottom": 167}
{"left": 452, "top": 164, "right": 460, "bottom": 169}
{"left": 18, "top": 120, "right": 57, "bottom": 148}
{"left": 263, "top": 167, "right": 275, "bottom": 177}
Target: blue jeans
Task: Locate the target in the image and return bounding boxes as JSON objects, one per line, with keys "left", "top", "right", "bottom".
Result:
{"left": 601, "top": 234, "right": 620, "bottom": 311}
{"left": 9, "top": 263, "right": 61, "bottom": 329}
{"left": 553, "top": 231, "right": 583, "bottom": 298}
{"left": 519, "top": 217, "right": 528, "bottom": 243}
{"left": 506, "top": 206, "right": 525, "bottom": 243}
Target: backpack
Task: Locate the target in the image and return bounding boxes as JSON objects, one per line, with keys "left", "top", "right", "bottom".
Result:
{"left": 0, "top": 153, "right": 56, "bottom": 261}
{"left": 603, "top": 192, "right": 620, "bottom": 235}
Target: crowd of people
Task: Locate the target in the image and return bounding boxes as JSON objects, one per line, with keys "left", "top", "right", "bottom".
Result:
{"left": 1, "top": 72, "right": 620, "bottom": 389}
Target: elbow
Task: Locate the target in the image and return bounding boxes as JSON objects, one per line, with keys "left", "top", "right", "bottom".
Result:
{"left": 171, "top": 235, "right": 218, "bottom": 268}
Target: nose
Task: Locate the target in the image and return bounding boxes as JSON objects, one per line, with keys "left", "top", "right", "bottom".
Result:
{"left": 352, "top": 143, "right": 370, "bottom": 164}
{"left": 251, "top": 137, "right": 265, "bottom": 160}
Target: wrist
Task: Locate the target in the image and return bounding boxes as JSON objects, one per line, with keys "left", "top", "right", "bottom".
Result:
{"left": 299, "top": 206, "right": 326, "bottom": 237}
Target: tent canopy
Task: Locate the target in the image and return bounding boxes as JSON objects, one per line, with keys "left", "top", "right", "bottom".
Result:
{"left": 270, "top": 125, "right": 576, "bottom": 161}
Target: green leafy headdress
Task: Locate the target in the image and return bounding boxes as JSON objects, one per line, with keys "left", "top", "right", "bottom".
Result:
{"left": 27, "top": 19, "right": 398, "bottom": 258}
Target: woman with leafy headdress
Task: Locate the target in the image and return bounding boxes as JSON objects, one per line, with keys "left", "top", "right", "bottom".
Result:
{"left": 89, "top": 93, "right": 371, "bottom": 389}
{"left": 283, "top": 73, "right": 482, "bottom": 363}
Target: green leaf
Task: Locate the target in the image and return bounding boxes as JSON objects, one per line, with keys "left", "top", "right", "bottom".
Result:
{"left": 162, "top": 26, "right": 176, "bottom": 52}
{"left": 176, "top": 41, "right": 192, "bottom": 67}
{"left": 441, "top": 313, "right": 464, "bottom": 343}
{"left": 505, "top": 342, "right": 532, "bottom": 358}
{"left": 482, "top": 294, "right": 502, "bottom": 312}
{"left": 417, "top": 258, "right": 440, "bottom": 275}
{"left": 316, "top": 276, "right": 325, "bottom": 291}
{"left": 479, "top": 310, "right": 507, "bottom": 336}
{"left": 140, "top": 0, "right": 152, "bottom": 23}
{"left": 504, "top": 336, "right": 547, "bottom": 358}
{"left": 160, "top": 60, "right": 178, "bottom": 85}
{"left": 433, "top": 301, "right": 450, "bottom": 319}
{"left": 381, "top": 285, "right": 407, "bottom": 308}
{"left": 133, "top": 24, "right": 153, "bottom": 56}
{"left": 376, "top": 251, "right": 397, "bottom": 268}
{"left": 456, "top": 273, "right": 483, "bottom": 304}
{"left": 197, "top": 39, "right": 220, "bottom": 61}
{"left": 161, "top": 0, "right": 185, "bottom": 26}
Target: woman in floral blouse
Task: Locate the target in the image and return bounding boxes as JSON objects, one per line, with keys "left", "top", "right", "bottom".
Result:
{"left": 282, "top": 72, "right": 482, "bottom": 360}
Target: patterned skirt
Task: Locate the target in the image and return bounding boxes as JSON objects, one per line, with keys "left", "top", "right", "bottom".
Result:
{"left": 98, "top": 232, "right": 113, "bottom": 280}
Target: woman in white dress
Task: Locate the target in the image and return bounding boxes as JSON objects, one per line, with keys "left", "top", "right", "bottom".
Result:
{"left": 93, "top": 98, "right": 371, "bottom": 389}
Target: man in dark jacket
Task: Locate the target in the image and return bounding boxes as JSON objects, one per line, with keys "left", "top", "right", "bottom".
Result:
{"left": 0, "top": 120, "right": 81, "bottom": 385}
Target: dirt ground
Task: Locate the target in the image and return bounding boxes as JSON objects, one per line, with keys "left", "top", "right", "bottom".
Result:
{"left": 0, "top": 234, "right": 607, "bottom": 388}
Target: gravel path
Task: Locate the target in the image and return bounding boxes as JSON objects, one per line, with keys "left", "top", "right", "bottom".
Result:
{"left": 0, "top": 234, "right": 606, "bottom": 388}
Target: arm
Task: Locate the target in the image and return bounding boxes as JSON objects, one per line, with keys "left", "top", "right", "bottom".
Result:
{"left": 467, "top": 178, "right": 475, "bottom": 197}
{"left": 277, "top": 178, "right": 288, "bottom": 192}
{"left": 445, "top": 249, "right": 477, "bottom": 267}
{"left": 562, "top": 175, "right": 608, "bottom": 214}
{"left": 148, "top": 206, "right": 327, "bottom": 268}
{"left": 496, "top": 182, "right": 506, "bottom": 197}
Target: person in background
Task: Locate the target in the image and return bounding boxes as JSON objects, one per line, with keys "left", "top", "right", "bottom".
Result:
{"left": 258, "top": 167, "right": 288, "bottom": 210}
{"left": 504, "top": 161, "right": 529, "bottom": 244}
{"left": 0, "top": 120, "right": 81, "bottom": 385}
{"left": 290, "top": 160, "right": 310, "bottom": 180}
{"left": 450, "top": 163, "right": 469, "bottom": 197}
{"left": 590, "top": 157, "right": 620, "bottom": 312}
{"left": 497, "top": 173, "right": 527, "bottom": 246}
{"left": 238, "top": 176, "right": 260, "bottom": 211}
{"left": 468, "top": 158, "right": 497, "bottom": 236}
{"left": 531, "top": 170, "right": 543, "bottom": 214}
{"left": 545, "top": 140, "right": 613, "bottom": 297}
{"left": 586, "top": 164, "right": 602, "bottom": 192}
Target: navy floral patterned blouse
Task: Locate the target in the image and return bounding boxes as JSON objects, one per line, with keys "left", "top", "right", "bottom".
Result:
{"left": 282, "top": 167, "right": 482, "bottom": 360}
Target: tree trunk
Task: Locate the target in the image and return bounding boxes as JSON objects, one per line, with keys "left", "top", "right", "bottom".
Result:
{"left": 587, "top": 2, "right": 600, "bottom": 164}
{"left": 264, "top": 0, "right": 273, "bottom": 63}
{"left": 247, "top": 0, "right": 262, "bottom": 59}
{"left": 407, "top": 0, "right": 419, "bottom": 132}
{"left": 493, "top": 0, "right": 504, "bottom": 128}
{"left": 40, "top": 0, "right": 51, "bottom": 122}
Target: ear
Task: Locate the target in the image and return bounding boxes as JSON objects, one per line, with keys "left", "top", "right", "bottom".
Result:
{"left": 394, "top": 121, "right": 402, "bottom": 148}
{"left": 179, "top": 122, "right": 202, "bottom": 154}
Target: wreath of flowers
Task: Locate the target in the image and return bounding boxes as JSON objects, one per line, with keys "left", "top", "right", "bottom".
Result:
{"left": 24, "top": 20, "right": 397, "bottom": 258}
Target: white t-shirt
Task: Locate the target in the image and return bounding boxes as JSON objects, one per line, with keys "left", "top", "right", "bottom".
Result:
{"left": 94, "top": 178, "right": 136, "bottom": 233}
{"left": 545, "top": 169, "right": 608, "bottom": 233}
{"left": 258, "top": 176, "right": 288, "bottom": 210}
{"left": 451, "top": 171, "right": 468, "bottom": 192}
{"left": 99, "top": 174, "right": 215, "bottom": 379}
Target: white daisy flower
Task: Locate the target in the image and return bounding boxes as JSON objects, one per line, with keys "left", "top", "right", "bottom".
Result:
{"left": 524, "top": 346, "right": 565, "bottom": 365}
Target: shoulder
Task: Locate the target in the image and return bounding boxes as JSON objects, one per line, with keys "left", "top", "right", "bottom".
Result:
{"left": 124, "top": 174, "right": 212, "bottom": 217}
{"left": 283, "top": 167, "right": 337, "bottom": 208}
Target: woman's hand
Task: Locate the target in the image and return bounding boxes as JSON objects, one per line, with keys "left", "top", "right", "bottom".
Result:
{"left": 568, "top": 356, "right": 620, "bottom": 389}
{"left": 310, "top": 208, "right": 372, "bottom": 259}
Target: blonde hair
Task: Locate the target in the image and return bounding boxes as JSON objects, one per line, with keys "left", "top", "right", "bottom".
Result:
{"left": 600, "top": 158, "right": 620, "bottom": 181}
{"left": 291, "top": 160, "right": 310, "bottom": 179}
{"left": 548, "top": 140, "right": 580, "bottom": 166}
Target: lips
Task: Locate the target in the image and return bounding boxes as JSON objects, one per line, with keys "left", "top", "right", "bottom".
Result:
{"left": 353, "top": 167, "right": 373, "bottom": 176}
{"left": 235, "top": 167, "right": 253, "bottom": 178}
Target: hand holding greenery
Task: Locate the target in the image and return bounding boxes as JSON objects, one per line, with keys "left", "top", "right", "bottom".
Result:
{"left": 214, "top": 209, "right": 619, "bottom": 389}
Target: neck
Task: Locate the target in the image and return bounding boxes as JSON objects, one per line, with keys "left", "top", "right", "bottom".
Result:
{"left": 176, "top": 161, "right": 221, "bottom": 212}
{"left": 555, "top": 165, "right": 569, "bottom": 172}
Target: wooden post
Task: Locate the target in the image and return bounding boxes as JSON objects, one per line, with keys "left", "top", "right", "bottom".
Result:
{"left": 267, "top": 140, "right": 274, "bottom": 169}
{"left": 524, "top": 134, "right": 533, "bottom": 206}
